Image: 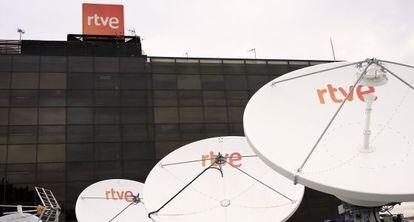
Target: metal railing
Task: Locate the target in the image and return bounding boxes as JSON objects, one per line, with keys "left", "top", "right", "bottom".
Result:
{"left": 0, "top": 40, "right": 21, "bottom": 54}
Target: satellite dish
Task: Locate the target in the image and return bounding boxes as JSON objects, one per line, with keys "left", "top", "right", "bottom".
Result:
{"left": 0, "top": 213, "right": 39, "bottom": 222}
{"left": 243, "top": 59, "right": 414, "bottom": 207}
{"left": 390, "top": 202, "right": 414, "bottom": 217}
{"left": 143, "top": 136, "right": 304, "bottom": 222}
{"left": 75, "top": 179, "right": 148, "bottom": 222}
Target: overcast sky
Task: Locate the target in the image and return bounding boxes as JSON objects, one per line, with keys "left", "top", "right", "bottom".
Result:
{"left": 2, "top": 0, "right": 414, "bottom": 63}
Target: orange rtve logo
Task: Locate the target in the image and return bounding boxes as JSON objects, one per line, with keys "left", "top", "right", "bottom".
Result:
{"left": 105, "top": 188, "right": 134, "bottom": 202}
{"left": 201, "top": 151, "right": 243, "bottom": 168}
{"left": 82, "top": 3, "right": 124, "bottom": 36}
{"left": 316, "top": 84, "right": 376, "bottom": 104}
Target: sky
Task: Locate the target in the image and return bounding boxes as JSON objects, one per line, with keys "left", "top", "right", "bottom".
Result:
{"left": 2, "top": 0, "right": 414, "bottom": 63}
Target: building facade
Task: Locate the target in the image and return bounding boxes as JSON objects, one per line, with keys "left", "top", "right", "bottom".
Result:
{"left": 0, "top": 38, "right": 340, "bottom": 221}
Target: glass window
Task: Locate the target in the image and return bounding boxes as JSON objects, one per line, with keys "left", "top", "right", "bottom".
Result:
{"left": 94, "top": 57, "right": 119, "bottom": 72}
{"left": 95, "top": 90, "right": 120, "bottom": 106}
{"left": 224, "top": 75, "right": 247, "bottom": 90}
{"left": 7, "top": 145, "right": 36, "bottom": 163}
{"left": 180, "top": 124, "right": 204, "bottom": 140}
{"left": 12, "top": 73, "right": 39, "bottom": 89}
{"left": 94, "top": 73, "right": 119, "bottom": 89}
{"left": 13, "top": 56, "right": 39, "bottom": 72}
{"left": 0, "top": 90, "right": 9, "bottom": 106}
{"left": 9, "top": 108, "right": 37, "bottom": 125}
{"left": 8, "top": 126, "right": 37, "bottom": 144}
{"left": 229, "top": 123, "right": 243, "bottom": 136}
{"left": 67, "top": 73, "right": 93, "bottom": 89}
{"left": 203, "top": 91, "right": 226, "bottom": 106}
{"left": 121, "top": 90, "right": 149, "bottom": 107}
{"left": 37, "top": 144, "right": 65, "bottom": 163}
{"left": 67, "top": 108, "right": 93, "bottom": 124}
{"left": 0, "top": 127, "right": 7, "bottom": 144}
{"left": 66, "top": 143, "right": 93, "bottom": 162}
{"left": 222, "top": 64, "right": 245, "bottom": 75}
{"left": 0, "top": 72, "right": 11, "bottom": 89}
{"left": 6, "top": 164, "right": 36, "bottom": 183}
{"left": 179, "top": 107, "right": 203, "bottom": 123}
{"left": 205, "top": 124, "right": 228, "bottom": 137}
{"left": 154, "top": 90, "right": 177, "bottom": 106}
{"left": 0, "top": 56, "right": 12, "bottom": 72}
{"left": 176, "top": 64, "right": 199, "bottom": 74}
{"left": 38, "top": 126, "right": 65, "bottom": 143}
{"left": 67, "top": 125, "right": 93, "bottom": 143}
{"left": 154, "top": 107, "right": 178, "bottom": 123}
{"left": 246, "top": 64, "right": 268, "bottom": 75}
{"left": 94, "top": 161, "right": 122, "bottom": 180}
{"left": 95, "top": 108, "right": 120, "bottom": 124}
{"left": 177, "top": 75, "right": 201, "bottom": 89}
{"left": 122, "top": 108, "right": 150, "bottom": 124}
{"left": 268, "top": 65, "right": 289, "bottom": 77}
{"left": 201, "top": 75, "right": 225, "bottom": 90}
{"left": 151, "top": 63, "right": 175, "bottom": 73}
{"left": 120, "top": 74, "right": 148, "bottom": 89}
{"left": 10, "top": 90, "right": 38, "bottom": 106}
{"left": 40, "top": 56, "right": 66, "bottom": 72}
{"left": 0, "top": 108, "right": 8, "bottom": 125}
{"left": 226, "top": 91, "right": 249, "bottom": 106}
{"left": 155, "top": 124, "right": 180, "bottom": 140}
{"left": 247, "top": 75, "right": 271, "bottom": 90}
{"left": 122, "top": 125, "right": 150, "bottom": 142}
{"left": 67, "top": 163, "right": 94, "bottom": 181}
{"left": 204, "top": 107, "right": 228, "bottom": 123}
{"left": 67, "top": 90, "right": 93, "bottom": 106}
{"left": 123, "top": 142, "right": 154, "bottom": 160}
{"left": 68, "top": 57, "right": 93, "bottom": 72}
{"left": 95, "top": 143, "right": 121, "bottom": 160}
{"left": 39, "top": 90, "right": 66, "bottom": 106}
{"left": 123, "top": 161, "right": 153, "bottom": 180}
{"left": 0, "top": 145, "right": 6, "bottom": 163}
{"left": 153, "top": 74, "right": 177, "bottom": 89}
{"left": 228, "top": 107, "right": 243, "bottom": 123}
{"left": 200, "top": 64, "right": 221, "bottom": 74}
{"left": 37, "top": 163, "right": 65, "bottom": 182}
{"left": 178, "top": 91, "right": 202, "bottom": 106}
{"left": 120, "top": 57, "right": 146, "bottom": 72}
{"left": 39, "top": 108, "right": 66, "bottom": 124}
{"left": 155, "top": 141, "right": 181, "bottom": 159}
{"left": 39, "top": 73, "right": 66, "bottom": 89}
{"left": 94, "top": 125, "right": 121, "bottom": 142}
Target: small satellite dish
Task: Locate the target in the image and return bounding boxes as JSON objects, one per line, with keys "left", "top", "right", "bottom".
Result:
{"left": 244, "top": 59, "right": 414, "bottom": 207}
{"left": 143, "top": 136, "right": 304, "bottom": 222}
{"left": 0, "top": 213, "right": 39, "bottom": 222}
{"left": 75, "top": 179, "right": 148, "bottom": 222}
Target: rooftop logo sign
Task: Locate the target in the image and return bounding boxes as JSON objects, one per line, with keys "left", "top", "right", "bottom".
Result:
{"left": 82, "top": 3, "right": 124, "bottom": 36}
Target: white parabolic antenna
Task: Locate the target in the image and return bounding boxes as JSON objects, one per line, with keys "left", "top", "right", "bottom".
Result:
{"left": 0, "top": 213, "right": 39, "bottom": 222}
{"left": 143, "top": 136, "right": 304, "bottom": 222}
{"left": 244, "top": 59, "right": 414, "bottom": 207}
{"left": 75, "top": 179, "right": 148, "bottom": 222}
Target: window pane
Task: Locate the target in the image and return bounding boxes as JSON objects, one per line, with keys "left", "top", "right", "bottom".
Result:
{"left": 39, "top": 90, "right": 65, "bottom": 106}
{"left": 203, "top": 91, "right": 226, "bottom": 106}
{"left": 8, "top": 126, "right": 37, "bottom": 144}
{"left": 121, "top": 90, "right": 149, "bottom": 107}
{"left": 95, "top": 143, "right": 121, "bottom": 160}
{"left": 120, "top": 57, "right": 146, "bottom": 72}
{"left": 0, "top": 72, "right": 11, "bottom": 89}
{"left": 37, "top": 163, "right": 65, "bottom": 182}
{"left": 94, "top": 125, "right": 121, "bottom": 142}
{"left": 67, "top": 73, "right": 93, "bottom": 89}
{"left": 226, "top": 91, "right": 249, "bottom": 106}
{"left": 179, "top": 107, "right": 203, "bottom": 123}
{"left": 13, "top": 56, "right": 39, "bottom": 72}
{"left": 120, "top": 74, "right": 148, "bottom": 89}
{"left": 154, "top": 90, "right": 177, "bottom": 106}
{"left": 155, "top": 124, "right": 180, "bottom": 140}
{"left": 0, "top": 145, "right": 6, "bottom": 163}
{"left": 154, "top": 107, "right": 178, "bottom": 123}
{"left": 67, "top": 108, "right": 93, "bottom": 124}
{"left": 38, "top": 126, "right": 65, "bottom": 143}
{"left": 268, "top": 65, "right": 289, "bottom": 77}
{"left": 229, "top": 123, "right": 243, "bottom": 136}
{"left": 123, "top": 161, "right": 153, "bottom": 181}
{"left": 67, "top": 90, "right": 93, "bottom": 106}
{"left": 205, "top": 124, "right": 228, "bottom": 137}
{"left": 40, "top": 56, "right": 66, "bottom": 72}
{"left": 95, "top": 108, "right": 120, "bottom": 124}
{"left": 40, "top": 73, "right": 66, "bottom": 89}
{"left": 12, "top": 73, "right": 39, "bottom": 89}
{"left": 200, "top": 64, "right": 221, "bottom": 74}
{"left": 155, "top": 141, "right": 181, "bottom": 159}
{"left": 68, "top": 57, "right": 93, "bottom": 72}
{"left": 11, "top": 90, "right": 38, "bottom": 106}
{"left": 122, "top": 108, "right": 150, "bottom": 123}
{"left": 6, "top": 164, "right": 36, "bottom": 183}
{"left": 39, "top": 108, "right": 66, "bottom": 124}
{"left": 67, "top": 163, "right": 93, "bottom": 181}
{"left": 178, "top": 91, "right": 202, "bottom": 106}
{"left": 122, "top": 125, "right": 150, "bottom": 141}
{"left": 0, "top": 108, "right": 8, "bottom": 125}
{"left": 247, "top": 75, "right": 270, "bottom": 90}
{"left": 95, "top": 161, "right": 122, "bottom": 180}
{"left": 7, "top": 145, "right": 36, "bottom": 163}
{"left": 94, "top": 57, "right": 119, "bottom": 72}
{"left": 153, "top": 74, "right": 177, "bottom": 89}
{"left": 177, "top": 75, "right": 201, "bottom": 89}
{"left": 180, "top": 124, "right": 204, "bottom": 140}
{"left": 0, "top": 127, "right": 7, "bottom": 144}
{"left": 37, "top": 144, "right": 65, "bottom": 163}
{"left": 67, "top": 125, "right": 93, "bottom": 143}
{"left": 94, "top": 91, "right": 119, "bottom": 106}
{"left": 0, "top": 90, "right": 9, "bottom": 106}
{"left": 66, "top": 143, "right": 93, "bottom": 162}
{"left": 201, "top": 75, "right": 225, "bottom": 90}
{"left": 10, "top": 108, "right": 37, "bottom": 125}
{"left": 224, "top": 75, "right": 247, "bottom": 90}
{"left": 123, "top": 142, "right": 153, "bottom": 160}
{"left": 228, "top": 107, "right": 243, "bottom": 123}
{"left": 95, "top": 73, "right": 119, "bottom": 89}
{"left": 0, "top": 56, "right": 12, "bottom": 72}
{"left": 204, "top": 107, "right": 228, "bottom": 123}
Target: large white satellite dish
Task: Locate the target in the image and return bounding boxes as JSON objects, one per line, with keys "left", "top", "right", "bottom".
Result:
{"left": 143, "top": 136, "right": 304, "bottom": 222}
{"left": 0, "top": 213, "right": 39, "bottom": 222}
{"left": 75, "top": 179, "right": 149, "bottom": 222}
{"left": 244, "top": 58, "right": 414, "bottom": 207}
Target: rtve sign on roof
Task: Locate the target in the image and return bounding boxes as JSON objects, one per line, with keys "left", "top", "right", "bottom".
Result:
{"left": 82, "top": 3, "right": 124, "bottom": 36}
